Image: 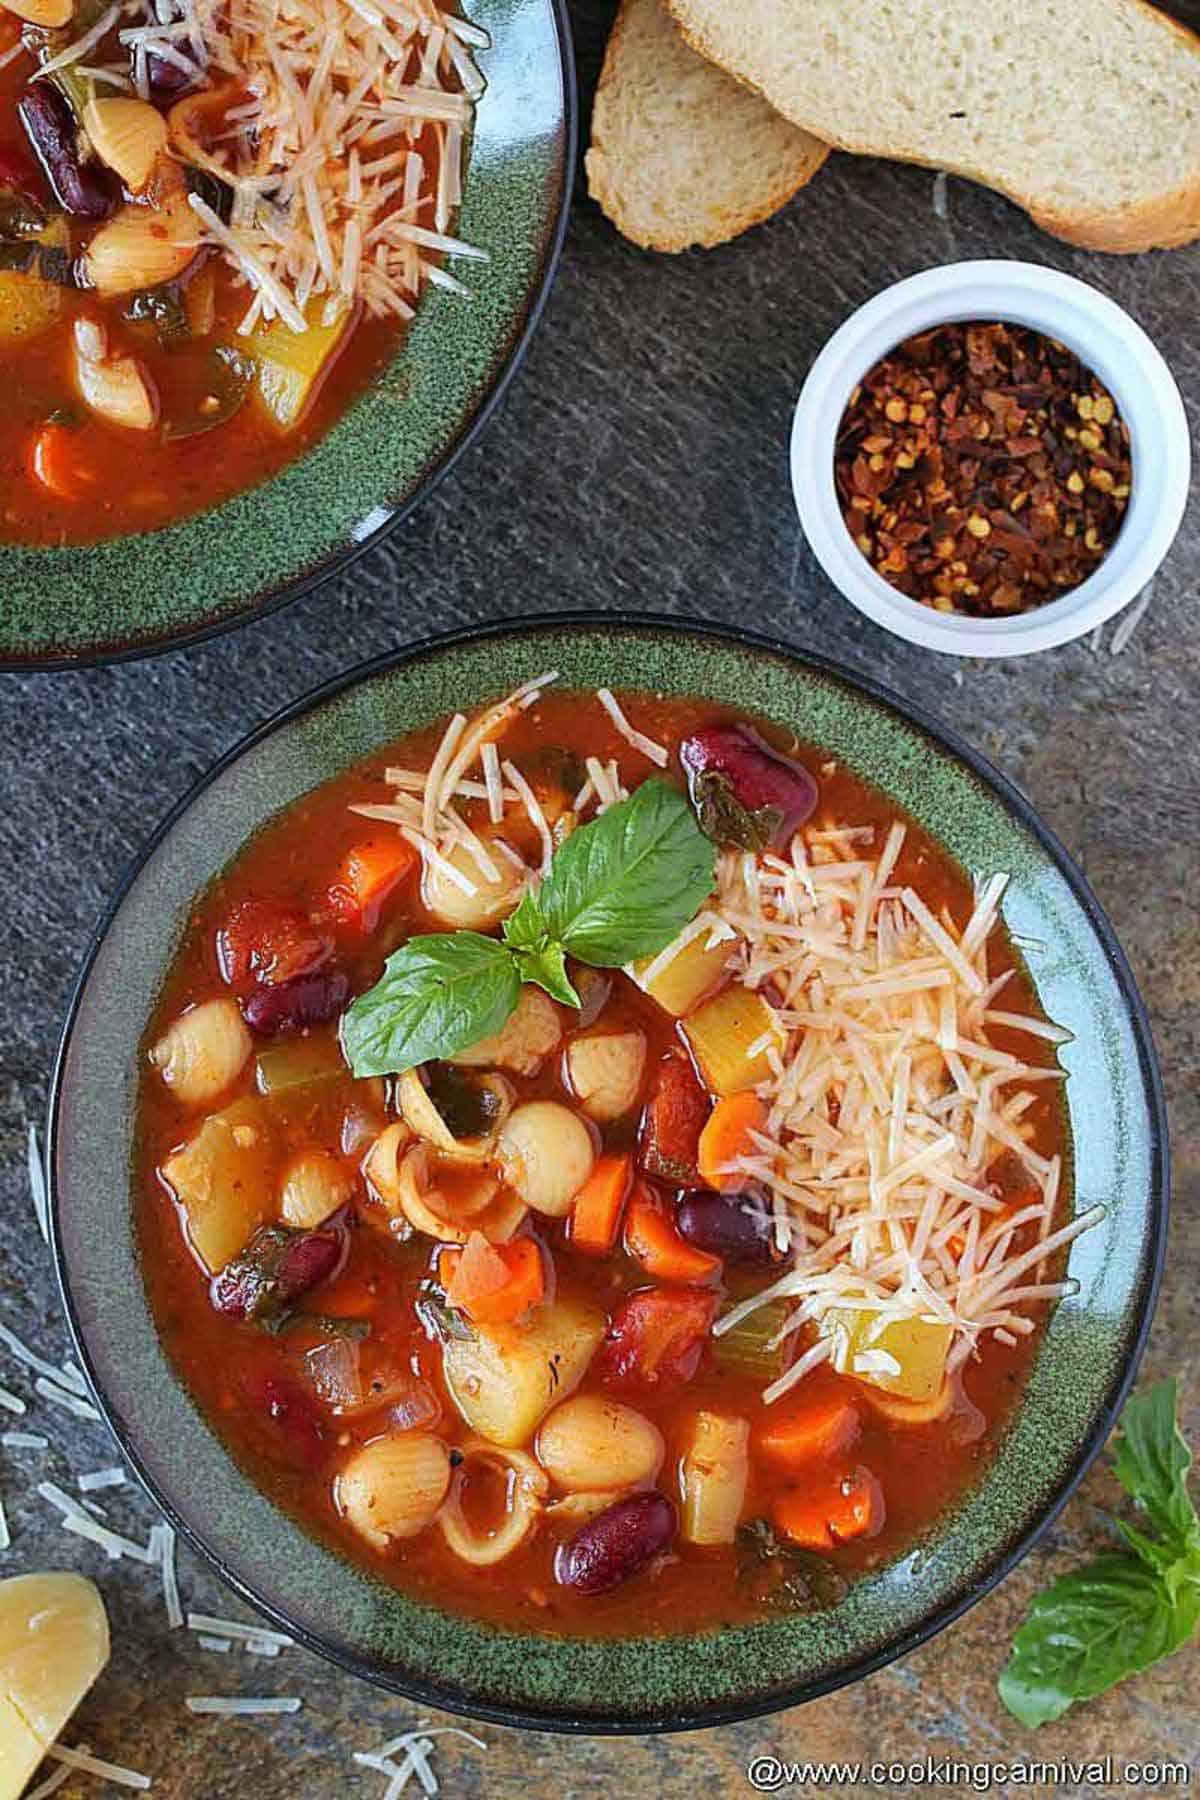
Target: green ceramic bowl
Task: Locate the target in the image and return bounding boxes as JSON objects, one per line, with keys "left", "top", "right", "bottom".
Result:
{"left": 48, "top": 616, "right": 1168, "bottom": 1732}
{"left": 0, "top": 1, "right": 574, "bottom": 671}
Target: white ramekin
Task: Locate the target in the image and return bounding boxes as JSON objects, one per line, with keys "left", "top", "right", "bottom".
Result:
{"left": 790, "top": 261, "right": 1191, "bottom": 658}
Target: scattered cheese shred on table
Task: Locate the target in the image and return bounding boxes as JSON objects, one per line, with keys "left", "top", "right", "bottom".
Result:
{"left": 185, "top": 1696, "right": 303, "bottom": 1715}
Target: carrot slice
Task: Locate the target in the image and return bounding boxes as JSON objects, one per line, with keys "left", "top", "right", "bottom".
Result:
{"left": 697, "top": 1092, "right": 767, "bottom": 1190}
{"left": 330, "top": 837, "right": 418, "bottom": 930}
{"left": 772, "top": 1465, "right": 885, "bottom": 1550}
{"left": 756, "top": 1394, "right": 861, "bottom": 1467}
{"left": 28, "top": 423, "right": 94, "bottom": 502}
{"left": 624, "top": 1186, "right": 720, "bottom": 1284}
{"left": 444, "top": 1232, "right": 545, "bottom": 1325}
{"left": 570, "top": 1152, "right": 633, "bottom": 1256}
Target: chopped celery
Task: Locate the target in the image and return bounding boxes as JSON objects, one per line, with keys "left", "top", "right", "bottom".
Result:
{"left": 255, "top": 1033, "right": 345, "bottom": 1095}
{"left": 631, "top": 926, "right": 732, "bottom": 1018}
{"left": 683, "top": 986, "right": 784, "bottom": 1096}
{"left": 714, "top": 1297, "right": 792, "bottom": 1382}
{"left": 821, "top": 1307, "right": 951, "bottom": 1404}
{"left": 246, "top": 299, "right": 352, "bottom": 431}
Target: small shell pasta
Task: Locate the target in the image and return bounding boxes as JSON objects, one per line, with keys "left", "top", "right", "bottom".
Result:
{"left": 499, "top": 1102, "right": 595, "bottom": 1217}
{"left": 536, "top": 1396, "right": 664, "bottom": 1493}
{"left": 566, "top": 1031, "right": 647, "bottom": 1122}
{"left": 438, "top": 1439, "right": 548, "bottom": 1567}
{"left": 336, "top": 1433, "right": 451, "bottom": 1549}
{"left": 150, "top": 997, "right": 251, "bottom": 1107}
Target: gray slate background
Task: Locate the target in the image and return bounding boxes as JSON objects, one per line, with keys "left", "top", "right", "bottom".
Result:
{"left": 1, "top": 2, "right": 1198, "bottom": 1793}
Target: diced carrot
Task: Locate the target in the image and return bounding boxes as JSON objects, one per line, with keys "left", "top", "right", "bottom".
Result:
{"left": 772, "top": 1465, "right": 885, "bottom": 1551}
{"left": 756, "top": 1393, "right": 861, "bottom": 1467}
{"left": 624, "top": 1186, "right": 720, "bottom": 1285}
{"left": 329, "top": 837, "right": 418, "bottom": 931}
{"left": 28, "top": 423, "right": 95, "bottom": 502}
{"left": 444, "top": 1231, "right": 545, "bottom": 1325}
{"left": 570, "top": 1152, "right": 633, "bottom": 1256}
{"left": 697, "top": 1092, "right": 767, "bottom": 1191}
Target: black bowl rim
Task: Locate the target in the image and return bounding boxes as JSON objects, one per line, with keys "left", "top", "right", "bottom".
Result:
{"left": 2, "top": 1, "right": 577, "bottom": 675}
{"left": 47, "top": 611, "right": 1170, "bottom": 1734}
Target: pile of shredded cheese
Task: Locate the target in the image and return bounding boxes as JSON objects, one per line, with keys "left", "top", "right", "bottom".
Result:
{"left": 710, "top": 822, "right": 1099, "bottom": 1402}
{"left": 41, "top": 0, "right": 487, "bottom": 331}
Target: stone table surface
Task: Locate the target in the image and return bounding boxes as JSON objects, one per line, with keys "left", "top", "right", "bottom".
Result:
{"left": 2, "top": 2, "right": 1199, "bottom": 1794}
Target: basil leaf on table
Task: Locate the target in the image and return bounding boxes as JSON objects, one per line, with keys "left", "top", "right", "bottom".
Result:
{"left": 999, "top": 1380, "right": 1200, "bottom": 1728}
{"left": 339, "top": 934, "right": 520, "bottom": 1077}
{"left": 529, "top": 778, "right": 715, "bottom": 965}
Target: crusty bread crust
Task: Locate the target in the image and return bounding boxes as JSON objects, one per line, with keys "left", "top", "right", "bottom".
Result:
{"left": 663, "top": 0, "right": 1200, "bottom": 254}
{"left": 586, "top": 0, "right": 828, "bottom": 253}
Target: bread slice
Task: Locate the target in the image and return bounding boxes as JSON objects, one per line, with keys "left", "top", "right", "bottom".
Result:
{"left": 586, "top": 0, "right": 829, "bottom": 252}
{"left": 663, "top": 0, "right": 1200, "bottom": 252}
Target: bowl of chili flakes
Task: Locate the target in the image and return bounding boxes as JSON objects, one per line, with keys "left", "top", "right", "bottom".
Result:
{"left": 790, "top": 260, "right": 1189, "bottom": 658}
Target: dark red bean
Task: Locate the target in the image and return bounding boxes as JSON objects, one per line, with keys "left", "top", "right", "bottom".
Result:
{"left": 145, "top": 51, "right": 197, "bottom": 100}
{"left": 680, "top": 724, "right": 817, "bottom": 851}
{"left": 245, "top": 1373, "right": 326, "bottom": 1471}
{"left": 212, "top": 1215, "right": 349, "bottom": 1320}
{"left": 676, "top": 1190, "right": 779, "bottom": 1264}
{"left": 241, "top": 967, "right": 350, "bottom": 1037}
{"left": 555, "top": 1493, "right": 676, "bottom": 1595}
{"left": 18, "top": 82, "right": 115, "bottom": 220}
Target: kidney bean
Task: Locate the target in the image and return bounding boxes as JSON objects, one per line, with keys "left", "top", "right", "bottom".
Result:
{"left": 18, "top": 82, "right": 115, "bottom": 220}
{"left": 555, "top": 1492, "right": 676, "bottom": 1595}
{"left": 145, "top": 51, "right": 197, "bottom": 100}
{"left": 212, "top": 1215, "right": 349, "bottom": 1321}
{"left": 241, "top": 967, "right": 350, "bottom": 1037}
{"left": 676, "top": 1190, "right": 779, "bottom": 1264}
{"left": 680, "top": 723, "right": 817, "bottom": 851}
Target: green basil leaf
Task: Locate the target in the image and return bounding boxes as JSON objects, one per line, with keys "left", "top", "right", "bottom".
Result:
{"left": 340, "top": 934, "right": 521, "bottom": 1077}
{"left": 500, "top": 887, "right": 548, "bottom": 953}
{"left": 530, "top": 779, "right": 715, "bottom": 967}
{"left": 511, "top": 940, "right": 580, "bottom": 1008}
{"left": 999, "top": 1552, "right": 1200, "bottom": 1729}
{"left": 1114, "top": 1379, "right": 1200, "bottom": 1556}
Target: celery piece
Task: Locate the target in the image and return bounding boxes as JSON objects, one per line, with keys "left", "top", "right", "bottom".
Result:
{"left": 683, "top": 986, "right": 784, "bottom": 1096}
{"left": 714, "top": 1297, "right": 792, "bottom": 1382}
{"left": 255, "top": 1033, "right": 344, "bottom": 1095}
{"left": 246, "top": 300, "right": 352, "bottom": 431}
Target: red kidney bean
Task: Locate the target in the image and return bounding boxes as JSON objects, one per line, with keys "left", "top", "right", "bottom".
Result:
{"left": 241, "top": 967, "right": 349, "bottom": 1037}
{"left": 18, "top": 82, "right": 115, "bottom": 220}
{"left": 145, "top": 51, "right": 198, "bottom": 100}
{"left": 680, "top": 724, "right": 817, "bottom": 851}
{"left": 555, "top": 1493, "right": 676, "bottom": 1595}
{"left": 676, "top": 1190, "right": 779, "bottom": 1264}
{"left": 212, "top": 1215, "right": 349, "bottom": 1321}
{"left": 244, "top": 1373, "right": 326, "bottom": 1471}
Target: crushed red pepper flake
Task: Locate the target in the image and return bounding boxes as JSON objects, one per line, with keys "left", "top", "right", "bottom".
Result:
{"left": 835, "top": 322, "right": 1133, "bottom": 618}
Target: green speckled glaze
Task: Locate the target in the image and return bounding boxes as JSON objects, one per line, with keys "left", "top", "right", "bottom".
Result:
{"left": 0, "top": 0, "right": 573, "bottom": 670}
{"left": 49, "top": 619, "right": 1167, "bottom": 1732}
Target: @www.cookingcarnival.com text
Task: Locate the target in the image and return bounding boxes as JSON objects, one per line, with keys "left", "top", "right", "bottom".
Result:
{"left": 745, "top": 1754, "right": 1192, "bottom": 1791}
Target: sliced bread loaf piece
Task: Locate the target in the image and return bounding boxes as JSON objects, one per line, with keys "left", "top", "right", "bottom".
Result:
{"left": 663, "top": 0, "right": 1200, "bottom": 252}
{"left": 586, "top": 0, "right": 829, "bottom": 252}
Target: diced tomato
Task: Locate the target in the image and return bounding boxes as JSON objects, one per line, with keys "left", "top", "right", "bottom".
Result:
{"left": 623, "top": 1185, "right": 721, "bottom": 1285}
{"left": 638, "top": 1052, "right": 711, "bottom": 1186}
{"left": 598, "top": 1287, "right": 719, "bottom": 1390}
{"left": 217, "top": 897, "right": 332, "bottom": 992}
{"left": 328, "top": 837, "right": 418, "bottom": 931}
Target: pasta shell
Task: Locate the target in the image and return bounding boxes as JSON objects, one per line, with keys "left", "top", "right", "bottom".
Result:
{"left": 84, "top": 98, "right": 168, "bottom": 194}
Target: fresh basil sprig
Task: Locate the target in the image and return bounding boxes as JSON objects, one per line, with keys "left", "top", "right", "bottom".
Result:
{"left": 340, "top": 778, "right": 715, "bottom": 1077}
{"left": 999, "top": 1380, "right": 1200, "bottom": 1727}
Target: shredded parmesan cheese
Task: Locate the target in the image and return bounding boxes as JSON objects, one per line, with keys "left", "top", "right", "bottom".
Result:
{"left": 596, "top": 689, "right": 669, "bottom": 768}
{"left": 186, "top": 1696, "right": 303, "bottom": 1715}
{"left": 46, "top": 1744, "right": 150, "bottom": 1792}
{"left": 710, "top": 825, "right": 1096, "bottom": 1388}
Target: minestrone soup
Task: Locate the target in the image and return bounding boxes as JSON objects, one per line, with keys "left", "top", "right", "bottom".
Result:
{"left": 135, "top": 680, "right": 1090, "bottom": 1637}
